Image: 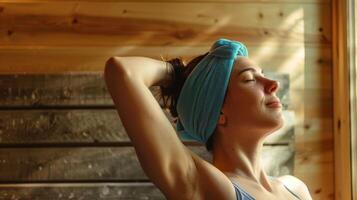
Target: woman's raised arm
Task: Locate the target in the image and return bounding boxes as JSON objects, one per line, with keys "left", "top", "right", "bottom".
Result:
{"left": 103, "top": 56, "right": 202, "bottom": 200}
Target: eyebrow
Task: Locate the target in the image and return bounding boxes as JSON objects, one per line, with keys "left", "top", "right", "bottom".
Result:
{"left": 237, "top": 67, "right": 264, "bottom": 77}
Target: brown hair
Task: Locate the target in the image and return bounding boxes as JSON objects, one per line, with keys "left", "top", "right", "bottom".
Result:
{"left": 159, "top": 52, "right": 215, "bottom": 152}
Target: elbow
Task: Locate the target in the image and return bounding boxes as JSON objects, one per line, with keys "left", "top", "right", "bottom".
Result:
{"left": 105, "top": 56, "right": 121, "bottom": 74}
{"left": 104, "top": 56, "right": 127, "bottom": 80}
{"left": 105, "top": 56, "right": 121, "bottom": 67}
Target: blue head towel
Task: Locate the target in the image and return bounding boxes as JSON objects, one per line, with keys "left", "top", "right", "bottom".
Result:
{"left": 176, "top": 38, "right": 249, "bottom": 144}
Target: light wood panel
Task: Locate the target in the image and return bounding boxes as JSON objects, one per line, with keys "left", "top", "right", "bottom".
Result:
{"left": 332, "top": 0, "right": 352, "bottom": 199}
{"left": 295, "top": 150, "right": 334, "bottom": 199}
{"left": 0, "top": 1, "right": 334, "bottom": 200}
{"left": 350, "top": 0, "right": 357, "bottom": 199}
{"left": 0, "top": 0, "right": 331, "bottom": 3}
{"left": 0, "top": 45, "right": 331, "bottom": 76}
{"left": 0, "top": 2, "right": 330, "bottom": 46}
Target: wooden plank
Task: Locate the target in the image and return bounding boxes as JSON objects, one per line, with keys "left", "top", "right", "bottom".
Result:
{"left": 0, "top": 183, "right": 166, "bottom": 200}
{"left": 0, "top": 73, "right": 289, "bottom": 108}
{"left": 292, "top": 114, "right": 334, "bottom": 200}
{"left": 0, "top": 0, "right": 331, "bottom": 3}
{"left": 0, "top": 45, "right": 331, "bottom": 74}
{"left": 0, "top": 109, "right": 294, "bottom": 144}
{"left": 0, "top": 146, "right": 209, "bottom": 181}
{"left": 294, "top": 140, "right": 334, "bottom": 200}
{"left": 332, "top": 0, "right": 353, "bottom": 200}
{"left": 0, "top": 73, "right": 113, "bottom": 107}
{"left": 304, "top": 100, "right": 332, "bottom": 118}
{"left": 0, "top": 146, "right": 293, "bottom": 181}
{"left": 0, "top": 109, "right": 126, "bottom": 144}
{"left": 0, "top": 2, "right": 333, "bottom": 200}
{"left": 0, "top": 2, "right": 330, "bottom": 46}
{"left": 298, "top": 118, "right": 333, "bottom": 141}
{"left": 351, "top": 0, "right": 357, "bottom": 198}
{"left": 0, "top": 145, "right": 294, "bottom": 200}
{"left": 294, "top": 123, "right": 334, "bottom": 198}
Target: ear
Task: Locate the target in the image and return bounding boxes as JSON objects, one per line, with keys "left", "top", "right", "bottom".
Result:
{"left": 218, "top": 113, "right": 226, "bottom": 125}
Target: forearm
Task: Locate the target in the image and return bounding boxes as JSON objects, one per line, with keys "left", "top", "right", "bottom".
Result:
{"left": 106, "top": 56, "right": 174, "bottom": 87}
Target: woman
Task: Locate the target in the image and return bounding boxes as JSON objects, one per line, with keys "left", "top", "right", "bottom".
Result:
{"left": 104, "top": 38, "right": 313, "bottom": 200}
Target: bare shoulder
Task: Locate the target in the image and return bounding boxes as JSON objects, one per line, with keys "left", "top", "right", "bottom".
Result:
{"left": 277, "top": 175, "right": 313, "bottom": 200}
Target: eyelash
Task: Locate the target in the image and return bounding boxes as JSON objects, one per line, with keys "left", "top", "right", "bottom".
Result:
{"left": 244, "top": 79, "right": 256, "bottom": 82}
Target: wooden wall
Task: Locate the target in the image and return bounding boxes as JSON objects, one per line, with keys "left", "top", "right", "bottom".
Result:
{"left": 0, "top": 73, "right": 293, "bottom": 199}
{"left": 0, "top": 1, "right": 333, "bottom": 200}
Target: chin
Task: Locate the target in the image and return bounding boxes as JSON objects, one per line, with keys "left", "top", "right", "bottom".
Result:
{"left": 262, "top": 114, "right": 284, "bottom": 133}
{"left": 272, "top": 114, "right": 285, "bottom": 131}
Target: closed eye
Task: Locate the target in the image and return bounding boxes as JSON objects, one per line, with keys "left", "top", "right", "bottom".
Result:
{"left": 244, "top": 79, "right": 256, "bottom": 82}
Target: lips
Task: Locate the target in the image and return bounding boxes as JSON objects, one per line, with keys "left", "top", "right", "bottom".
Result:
{"left": 265, "top": 100, "right": 282, "bottom": 108}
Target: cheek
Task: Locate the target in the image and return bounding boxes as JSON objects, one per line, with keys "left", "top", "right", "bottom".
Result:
{"left": 234, "top": 87, "right": 264, "bottom": 107}
{"left": 225, "top": 82, "right": 264, "bottom": 113}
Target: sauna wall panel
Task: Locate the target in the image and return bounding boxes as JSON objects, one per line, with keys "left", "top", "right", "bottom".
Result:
{"left": 0, "top": 1, "right": 333, "bottom": 199}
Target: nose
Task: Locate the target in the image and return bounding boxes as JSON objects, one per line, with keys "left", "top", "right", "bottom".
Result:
{"left": 265, "top": 79, "right": 280, "bottom": 94}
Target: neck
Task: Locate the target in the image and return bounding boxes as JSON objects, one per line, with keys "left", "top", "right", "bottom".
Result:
{"left": 212, "top": 129, "right": 273, "bottom": 191}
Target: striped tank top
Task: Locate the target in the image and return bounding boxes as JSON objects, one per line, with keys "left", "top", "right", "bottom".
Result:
{"left": 231, "top": 179, "right": 302, "bottom": 200}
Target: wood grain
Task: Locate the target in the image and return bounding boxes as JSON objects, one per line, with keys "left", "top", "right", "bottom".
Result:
{"left": 0, "top": 2, "right": 330, "bottom": 46}
{"left": 0, "top": 183, "right": 166, "bottom": 200}
{"left": 0, "top": 109, "right": 295, "bottom": 145}
{"left": 0, "top": 73, "right": 289, "bottom": 108}
{"left": 0, "top": 146, "right": 292, "bottom": 181}
{"left": 0, "top": 0, "right": 331, "bottom": 3}
{"left": 0, "top": 1, "right": 334, "bottom": 199}
{"left": 0, "top": 45, "right": 331, "bottom": 74}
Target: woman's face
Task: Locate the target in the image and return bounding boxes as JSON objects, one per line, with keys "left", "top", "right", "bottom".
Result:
{"left": 220, "top": 56, "right": 283, "bottom": 135}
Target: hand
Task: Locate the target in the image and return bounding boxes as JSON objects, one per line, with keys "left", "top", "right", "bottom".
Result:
{"left": 160, "top": 61, "right": 175, "bottom": 88}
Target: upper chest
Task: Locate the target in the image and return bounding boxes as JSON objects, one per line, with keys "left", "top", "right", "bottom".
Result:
{"left": 229, "top": 178, "right": 301, "bottom": 200}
